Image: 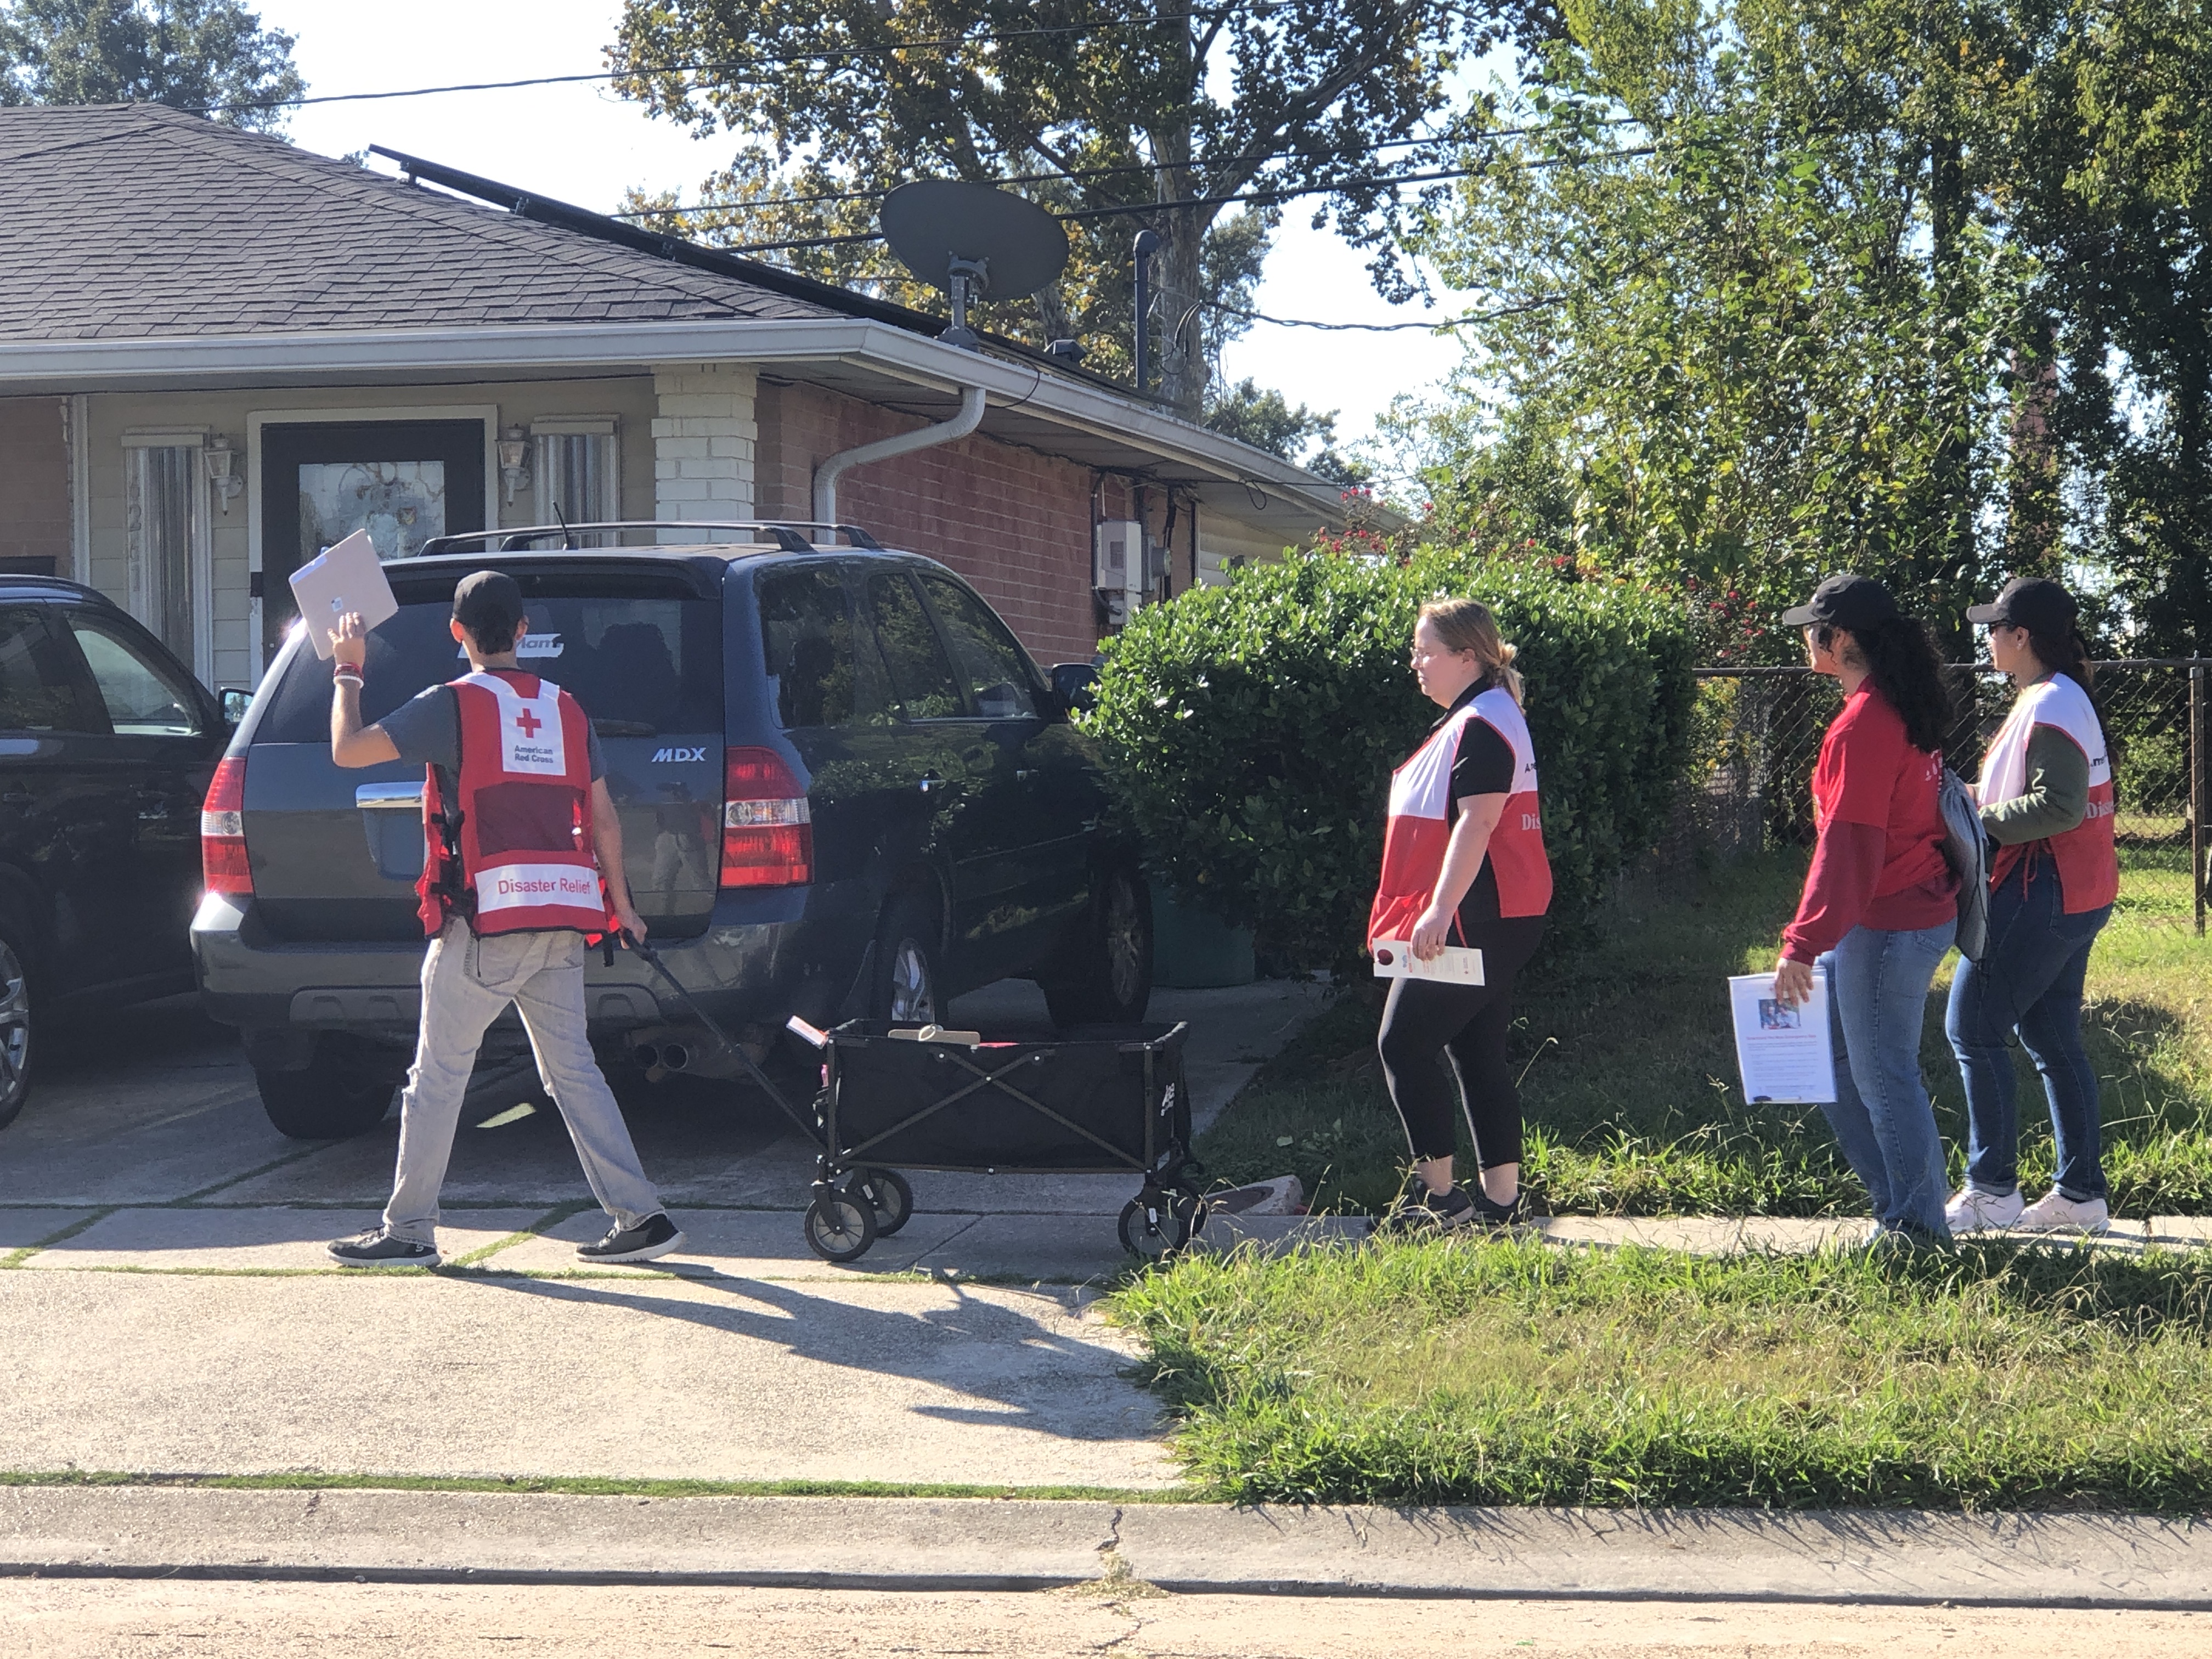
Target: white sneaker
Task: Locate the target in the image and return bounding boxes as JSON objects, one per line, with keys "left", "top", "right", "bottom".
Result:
{"left": 1945, "top": 1187, "right": 2024, "bottom": 1234}
{"left": 2013, "top": 1190, "right": 2111, "bottom": 1235}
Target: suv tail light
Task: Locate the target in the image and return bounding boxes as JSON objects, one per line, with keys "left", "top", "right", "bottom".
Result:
{"left": 201, "top": 755, "right": 252, "bottom": 897}
{"left": 721, "top": 747, "right": 812, "bottom": 889}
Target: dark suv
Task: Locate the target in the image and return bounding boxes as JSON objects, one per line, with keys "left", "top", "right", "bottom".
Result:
{"left": 0, "top": 577, "right": 229, "bottom": 1130}
{"left": 191, "top": 524, "right": 1153, "bottom": 1139}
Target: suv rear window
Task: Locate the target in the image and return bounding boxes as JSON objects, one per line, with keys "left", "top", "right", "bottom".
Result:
{"left": 253, "top": 592, "right": 722, "bottom": 743}
{"left": 755, "top": 565, "right": 895, "bottom": 729}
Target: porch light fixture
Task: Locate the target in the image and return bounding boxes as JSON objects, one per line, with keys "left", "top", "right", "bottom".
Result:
{"left": 497, "top": 424, "right": 531, "bottom": 503}
{"left": 201, "top": 437, "right": 242, "bottom": 510}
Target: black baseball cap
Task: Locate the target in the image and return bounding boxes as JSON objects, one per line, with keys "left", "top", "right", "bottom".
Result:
{"left": 1967, "top": 576, "right": 2076, "bottom": 635}
{"left": 1781, "top": 572, "right": 1899, "bottom": 631}
{"left": 452, "top": 570, "right": 526, "bottom": 644}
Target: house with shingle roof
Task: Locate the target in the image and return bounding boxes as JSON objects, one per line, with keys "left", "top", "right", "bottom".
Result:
{"left": 0, "top": 104, "right": 1364, "bottom": 689}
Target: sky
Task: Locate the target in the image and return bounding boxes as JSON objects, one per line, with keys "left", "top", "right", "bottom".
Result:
{"left": 252, "top": 0, "right": 1474, "bottom": 459}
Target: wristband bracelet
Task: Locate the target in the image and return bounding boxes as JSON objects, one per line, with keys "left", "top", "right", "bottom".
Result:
{"left": 332, "top": 671, "right": 363, "bottom": 690}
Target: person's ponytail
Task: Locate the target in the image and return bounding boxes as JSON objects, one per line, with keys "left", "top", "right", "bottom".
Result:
{"left": 2026, "top": 624, "right": 2120, "bottom": 772}
{"left": 1832, "top": 614, "right": 1950, "bottom": 754}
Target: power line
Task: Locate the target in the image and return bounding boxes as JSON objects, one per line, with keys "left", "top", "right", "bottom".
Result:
{"left": 187, "top": 15, "right": 1200, "bottom": 114}
{"left": 609, "top": 121, "right": 1639, "bottom": 221}
{"left": 1192, "top": 294, "right": 1567, "bottom": 332}
{"left": 704, "top": 148, "right": 1654, "bottom": 251}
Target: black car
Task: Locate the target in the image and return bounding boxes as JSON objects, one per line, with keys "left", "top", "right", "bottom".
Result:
{"left": 0, "top": 577, "right": 229, "bottom": 1130}
{"left": 192, "top": 523, "right": 1153, "bottom": 1140}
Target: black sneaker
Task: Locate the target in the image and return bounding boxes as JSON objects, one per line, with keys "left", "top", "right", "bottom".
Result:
{"left": 577, "top": 1212, "right": 685, "bottom": 1263}
{"left": 1468, "top": 1188, "right": 1525, "bottom": 1228}
{"left": 1369, "top": 1183, "right": 1477, "bottom": 1236}
{"left": 328, "top": 1228, "right": 441, "bottom": 1268}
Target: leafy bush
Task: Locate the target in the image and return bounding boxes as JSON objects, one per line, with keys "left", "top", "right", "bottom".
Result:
{"left": 1084, "top": 549, "right": 1697, "bottom": 967}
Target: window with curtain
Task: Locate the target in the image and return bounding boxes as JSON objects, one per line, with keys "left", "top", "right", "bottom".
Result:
{"left": 534, "top": 422, "right": 618, "bottom": 543}
{"left": 127, "top": 443, "right": 198, "bottom": 664}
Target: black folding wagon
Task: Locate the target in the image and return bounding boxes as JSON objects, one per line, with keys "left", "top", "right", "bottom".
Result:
{"left": 799, "top": 1020, "right": 1209, "bottom": 1263}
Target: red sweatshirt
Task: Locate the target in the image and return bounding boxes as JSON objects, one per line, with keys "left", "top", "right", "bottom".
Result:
{"left": 1782, "top": 685, "right": 1956, "bottom": 963}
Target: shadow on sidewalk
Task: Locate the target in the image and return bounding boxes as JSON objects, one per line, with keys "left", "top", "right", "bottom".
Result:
{"left": 443, "top": 1266, "right": 1158, "bottom": 1440}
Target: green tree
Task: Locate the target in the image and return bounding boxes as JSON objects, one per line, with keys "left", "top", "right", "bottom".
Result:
{"left": 610, "top": 0, "right": 1559, "bottom": 414}
{"left": 1204, "top": 379, "right": 1373, "bottom": 483}
{"left": 1404, "top": 0, "right": 2038, "bottom": 657}
{"left": 2005, "top": 0, "right": 2212, "bottom": 653}
{"left": 0, "top": 0, "right": 303, "bottom": 131}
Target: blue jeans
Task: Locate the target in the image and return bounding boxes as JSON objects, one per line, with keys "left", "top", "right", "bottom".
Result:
{"left": 1818, "top": 918, "right": 1957, "bottom": 1239}
{"left": 1945, "top": 857, "right": 2111, "bottom": 1200}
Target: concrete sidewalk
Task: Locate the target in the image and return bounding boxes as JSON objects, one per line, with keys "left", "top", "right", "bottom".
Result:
{"left": 8, "top": 1487, "right": 2212, "bottom": 1609}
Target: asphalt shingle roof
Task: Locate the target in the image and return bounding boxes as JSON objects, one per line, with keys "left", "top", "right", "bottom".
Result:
{"left": 0, "top": 105, "right": 851, "bottom": 341}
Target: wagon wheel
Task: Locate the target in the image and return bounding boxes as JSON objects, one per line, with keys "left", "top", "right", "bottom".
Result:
{"left": 1119, "top": 1187, "right": 1202, "bottom": 1262}
{"left": 804, "top": 1190, "right": 878, "bottom": 1263}
{"left": 845, "top": 1167, "right": 914, "bottom": 1237}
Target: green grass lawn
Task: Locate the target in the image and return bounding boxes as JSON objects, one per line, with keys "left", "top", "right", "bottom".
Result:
{"left": 1114, "top": 1235, "right": 2212, "bottom": 1510}
{"left": 1197, "top": 844, "right": 2212, "bottom": 1217}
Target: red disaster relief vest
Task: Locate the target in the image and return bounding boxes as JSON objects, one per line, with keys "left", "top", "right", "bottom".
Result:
{"left": 417, "top": 669, "right": 613, "bottom": 938}
{"left": 1976, "top": 672, "right": 2119, "bottom": 914}
{"left": 1368, "top": 686, "right": 1553, "bottom": 950}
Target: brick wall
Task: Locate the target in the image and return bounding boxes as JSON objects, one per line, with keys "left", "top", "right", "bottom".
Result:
{"left": 756, "top": 380, "right": 1104, "bottom": 664}
{"left": 0, "top": 397, "right": 68, "bottom": 569}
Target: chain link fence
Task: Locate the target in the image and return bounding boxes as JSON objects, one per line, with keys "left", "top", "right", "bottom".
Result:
{"left": 1674, "top": 661, "right": 2212, "bottom": 930}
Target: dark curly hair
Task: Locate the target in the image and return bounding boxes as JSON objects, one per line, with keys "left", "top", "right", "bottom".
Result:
{"left": 1818, "top": 615, "right": 1952, "bottom": 754}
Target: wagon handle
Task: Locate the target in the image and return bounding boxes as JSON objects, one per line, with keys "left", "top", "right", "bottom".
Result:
{"left": 618, "top": 929, "right": 820, "bottom": 1144}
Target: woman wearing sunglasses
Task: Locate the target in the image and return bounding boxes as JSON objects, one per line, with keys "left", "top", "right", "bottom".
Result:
{"left": 1944, "top": 578, "right": 2119, "bottom": 1236}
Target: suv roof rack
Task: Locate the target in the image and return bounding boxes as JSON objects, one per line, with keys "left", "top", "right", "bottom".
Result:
{"left": 415, "top": 521, "right": 885, "bottom": 557}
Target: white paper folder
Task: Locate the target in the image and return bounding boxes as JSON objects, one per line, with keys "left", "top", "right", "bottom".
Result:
{"left": 287, "top": 530, "right": 398, "bottom": 659}
{"left": 1372, "top": 940, "right": 1486, "bottom": 985}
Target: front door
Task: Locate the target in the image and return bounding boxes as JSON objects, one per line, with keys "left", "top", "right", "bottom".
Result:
{"left": 258, "top": 420, "right": 486, "bottom": 662}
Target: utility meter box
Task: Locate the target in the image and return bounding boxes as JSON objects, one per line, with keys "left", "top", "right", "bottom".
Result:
{"left": 1094, "top": 520, "right": 1163, "bottom": 623}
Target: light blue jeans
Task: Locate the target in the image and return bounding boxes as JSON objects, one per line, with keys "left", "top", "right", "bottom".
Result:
{"left": 1818, "top": 918, "right": 1957, "bottom": 1241}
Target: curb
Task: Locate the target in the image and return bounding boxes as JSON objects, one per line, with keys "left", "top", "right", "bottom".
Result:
{"left": 5, "top": 1487, "right": 2212, "bottom": 1606}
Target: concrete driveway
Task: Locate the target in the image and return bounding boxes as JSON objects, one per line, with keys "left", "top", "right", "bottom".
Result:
{"left": 0, "top": 978, "right": 1325, "bottom": 1489}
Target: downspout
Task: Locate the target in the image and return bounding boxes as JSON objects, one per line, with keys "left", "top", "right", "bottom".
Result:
{"left": 812, "top": 385, "right": 988, "bottom": 526}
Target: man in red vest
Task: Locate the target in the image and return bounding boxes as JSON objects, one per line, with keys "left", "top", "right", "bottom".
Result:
{"left": 320, "top": 571, "right": 684, "bottom": 1268}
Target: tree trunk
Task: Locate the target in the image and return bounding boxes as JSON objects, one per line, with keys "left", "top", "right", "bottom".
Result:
{"left": 1155, "top": 223, "right": 1210, "bottom": 415}
{"left": 2004, "top": 317, "right": 2059, "bottom": 571}
{"left": 1927, "top": 127, "right": 1975, "bottom": 660}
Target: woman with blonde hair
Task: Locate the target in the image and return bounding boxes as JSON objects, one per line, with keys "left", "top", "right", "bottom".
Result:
{"left": 1368, "top": 597, "right": 1554, "bottom": 1231}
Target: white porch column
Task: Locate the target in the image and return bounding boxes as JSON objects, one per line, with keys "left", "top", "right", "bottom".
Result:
{"left": 651, "top": 363, "right": 758, "bottom": 531}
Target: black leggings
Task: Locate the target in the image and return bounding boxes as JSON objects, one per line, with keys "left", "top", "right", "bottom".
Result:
{"left": 1376, "top": 917, "right": 1545, "bottom": 1168}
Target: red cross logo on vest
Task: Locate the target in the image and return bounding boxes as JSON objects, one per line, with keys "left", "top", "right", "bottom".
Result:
{"left": 515, "top": 708, "right": 543, "bottom": 738}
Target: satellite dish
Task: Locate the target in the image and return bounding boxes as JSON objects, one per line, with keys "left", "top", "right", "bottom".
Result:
{"left": 881, "top": 180, "right": 1070, "bottom": 349}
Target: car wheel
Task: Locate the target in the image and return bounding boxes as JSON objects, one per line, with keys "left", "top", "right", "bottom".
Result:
{"left": 868, "top": 896, "right": 941, "bottom": 1026}
{"left": 0, "top": 916, "right": 35, "bottom": 1132}
{"left": 254, "top": 1034, "right": 398, "bottom": 1140}
{"left": 1043, "top": 863, "right": 1154, "bottom": 1028}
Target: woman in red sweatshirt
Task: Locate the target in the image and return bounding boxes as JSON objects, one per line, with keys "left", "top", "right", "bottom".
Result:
{"left": 1773, "top": 573, "right": 1959, "bottom": 1246}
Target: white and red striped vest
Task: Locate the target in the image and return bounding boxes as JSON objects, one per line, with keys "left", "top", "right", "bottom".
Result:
{"left": 1368, "top": 685, "right": 1553, "bottom": 949}
{"left": 417, "top": 669, "right": 611, "bottom": 938}
{"left": 1977, "top": 672, "right": 2118, "bottom": 914}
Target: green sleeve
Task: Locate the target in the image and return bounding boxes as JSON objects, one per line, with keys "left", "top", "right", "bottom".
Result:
{"left": 1979, "top": 723, "right": 2090, "bottom": 845}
